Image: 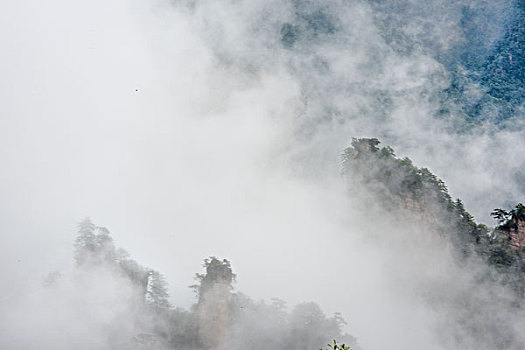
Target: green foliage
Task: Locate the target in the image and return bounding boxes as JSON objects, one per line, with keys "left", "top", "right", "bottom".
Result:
{"left": 73, "top": 218, "right": 171, "bottom": 309}
{"left": 191, "top": 256, "right": 236, "bottom": 301}
{"left": 489, "top": 203, "right": 525, "bottom": 274}
{"left": 344, "top": 138, "right": 472, "bottom": 220}
{"left": 343, "top": 138, "right": 523, "bottom": 296}
{"left": 321, "top": 339, "right": 350, "bottom": 350}
{"left": 372, "top": 0, "right": 523, "bottom": 127}
{"left": 74, "top": 218, "right": 116, "bottom": 266}
{"left": 444, "top": 0, "right": 524, "bottom": 125}
{"left": 491, "top": 208, "right": 511, "bottom": 225}
{"left": 227, "top": 295, "right": 359, "bottom": 350}
{"left": 70, "top": 221, "right": 364, "bottom": 350}
{"left": 280, "top": 4, "right": 337, "bottom": 48}
{"left": 480, "top": 2, "right": 525, "bottom": 107}
{"left": 147, "top": 270, "right": 172, "bottom": 309}
{"left": 492, "top": 203, "right": 525, "bottom": 231}
{"left": 488, "top": 245, "right": 516, "bottom": 268}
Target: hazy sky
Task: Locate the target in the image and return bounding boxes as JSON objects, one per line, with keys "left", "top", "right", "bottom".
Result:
{"left": 1, "top": 1, "right": 524, "bottom": 349}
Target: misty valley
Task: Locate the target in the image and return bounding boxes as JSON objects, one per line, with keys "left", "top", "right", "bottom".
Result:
{"left": 33, "top": 138, "right": 525, "bottom": 349}
{"left": 1, "top": 0, "right": 525, "bottom": 349}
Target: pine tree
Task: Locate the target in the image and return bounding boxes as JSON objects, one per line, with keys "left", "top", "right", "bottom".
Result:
{"left": 146, "top": 270, "right": 172, "bottom": 309}
{"left": 74, "top": 217, "right": 97, "bottom": 266}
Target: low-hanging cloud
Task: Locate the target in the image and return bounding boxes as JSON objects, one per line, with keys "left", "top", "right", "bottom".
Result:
{"left": 1, "top": 0, "right": 524, "bottom": 349}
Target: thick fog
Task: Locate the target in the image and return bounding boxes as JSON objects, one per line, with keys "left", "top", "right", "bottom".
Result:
{"left": 1, "top": 0, "right": 524, "bottom": 349}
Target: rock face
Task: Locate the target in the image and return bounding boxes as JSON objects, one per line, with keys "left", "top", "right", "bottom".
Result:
{"left": 494, "top": 204, "right": 525, "bottom": 265}
{"left": 342, "top": 138, "right": 486, "bottom": 245}
{"left": 343, "top": 138, "right": 525, "bottom": 296}
{"left": 508, "top": 218, "right": 525, "bottom": 250}
{"left": 194, "top": 258, "right": 235, "bottom": 350}
{"left": 198, "top": 281, "right": 231, "bottom": 349}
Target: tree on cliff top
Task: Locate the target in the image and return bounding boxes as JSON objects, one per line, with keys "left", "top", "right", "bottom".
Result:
{"left": 191, "top": 257, "right": 236, "bottom": 303}
{"left": 74, "top": 217, "right": 116, "bottom": 266}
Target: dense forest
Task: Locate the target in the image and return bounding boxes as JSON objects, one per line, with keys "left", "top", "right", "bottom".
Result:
{"left": 45, "top": 135, "right": 525, "bottom": 349}
{"left": 373, "top": 0, "right": 525, "bottom": 125}
{"left": 343, "top": 138, "right": 525, "bottom": 295}
{"left": 342, "top": 138, "right": 525, "bottom": 350}
{"left": 59, "top": 218, "right": 361, "bottom": 350}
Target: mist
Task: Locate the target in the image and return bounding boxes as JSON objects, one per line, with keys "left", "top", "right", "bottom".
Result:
{"left": 1, "top": 0, "right": 524, "bottom": 349}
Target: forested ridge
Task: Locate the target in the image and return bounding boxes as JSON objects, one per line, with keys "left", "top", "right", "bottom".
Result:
{"left": 343, "top": 138, "right": 525, "bottom": 297}
{"left": 63, "top": 219, "right": 361, "bottom": 350}
{"left": 3, "top": 0, "right": 525, "bottom": 349}
{"left": 51, "top": 138, "right": 525, "bottom": 349}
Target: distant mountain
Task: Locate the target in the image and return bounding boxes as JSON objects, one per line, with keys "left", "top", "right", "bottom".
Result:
{"left": 66, "top": 222, "right": 362, "bottom": 350}
{"left": 342, "top": 137, "right": 525, "bottom": 350}
{"left": 369, "top": 0, "right": 524, "bottom": 126}
{"left": 343, "top": 138, "right": 525, "bottom": 295}
{"left": 442, "top": 0, "right": 524, "bottom": 125}
{"left": 479, "top": 0, "right": 525, "bottom": 108}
